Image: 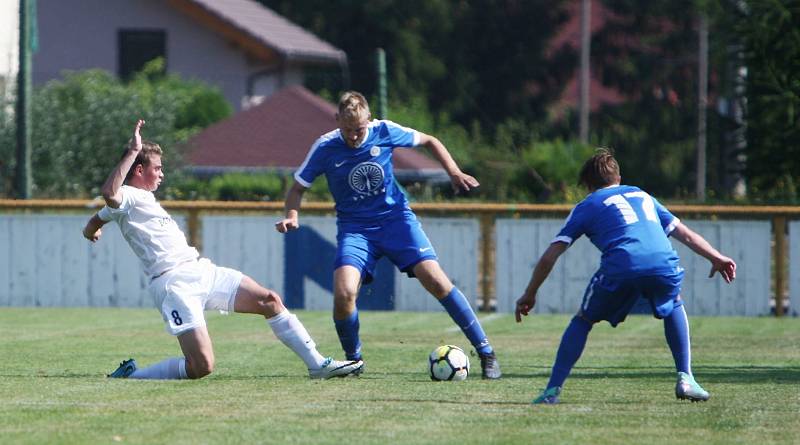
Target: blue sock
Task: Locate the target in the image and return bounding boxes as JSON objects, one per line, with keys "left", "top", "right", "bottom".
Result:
{"left": 334, "top": 311, "right": 362, "bottom": 361}
{"left": 664, "top": 305, "right": 691, "bottom": 374}
{"left": 546, "top": 316, "right": 592, "bottom": 389}
{"left": 439, "top": 287, "right": 492, "bottom": 355}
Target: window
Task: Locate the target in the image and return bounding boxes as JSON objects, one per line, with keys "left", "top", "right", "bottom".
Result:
{"left": 118, "top": 30, "right": 166, "bottom": 80}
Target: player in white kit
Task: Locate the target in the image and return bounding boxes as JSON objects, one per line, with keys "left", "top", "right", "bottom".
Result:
{"left": 83, "top": 119, "right": 363, "bottom": 380}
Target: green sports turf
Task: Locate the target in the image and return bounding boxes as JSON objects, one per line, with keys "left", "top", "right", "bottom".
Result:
{"left": 1, "top": 308, "right": 798, "bottom": 445}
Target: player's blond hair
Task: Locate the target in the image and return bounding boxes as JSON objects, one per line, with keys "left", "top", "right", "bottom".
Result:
{"left": 337, "top": 91, "right": 371, "bottom": 122}
{"left": 124, "top": 140, "right": 163, "bottom": 182}
{"left": 578, "top": 148, "right": 621, "bottom": 191}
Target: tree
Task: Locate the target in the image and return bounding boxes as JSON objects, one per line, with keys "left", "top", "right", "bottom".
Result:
{"left": 259, "top": 1, "right": 571, "bottom": 131}
{"left": 587, "top": 0, "right": 705, "bottom": 198}
{"left": 728, "top": 0, "right": 800, "bottom": 202}
{"left": 0, "top": 60, "right": 231, "bottom": 198}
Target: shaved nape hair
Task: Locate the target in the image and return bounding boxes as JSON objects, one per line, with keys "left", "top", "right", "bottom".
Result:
{"left": 337, "top": 91, "right": 371, "bottom": 122}
{"left": 578, "top": 148, "right": 621, "bottom": 191}
{"left": 124, "top": 140, "right": 163, "bottom": 182}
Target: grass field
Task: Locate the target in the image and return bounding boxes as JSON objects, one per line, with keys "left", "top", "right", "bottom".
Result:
{"left": 1, "top": 308, "right": 798, "bottom": 445}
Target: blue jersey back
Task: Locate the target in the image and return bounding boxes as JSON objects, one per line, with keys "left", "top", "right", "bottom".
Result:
{"left": 295, "top": 120, "right": 420, "bottom": 223}
{"left": 554, "top": 185, "right": 680, "bottom": 277}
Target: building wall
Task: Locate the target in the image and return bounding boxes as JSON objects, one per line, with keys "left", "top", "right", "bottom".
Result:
{"left": 33, "top": 0, "right": 292, "bottom": 110}
{"left": 0, "top": 213, "right": 777, "bottom": 317}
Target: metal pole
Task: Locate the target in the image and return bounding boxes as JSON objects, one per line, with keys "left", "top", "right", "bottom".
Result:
{"left": 15, "top": 0, "right": 33, "bottom": 199}
{"left": 696, "top": 14, "right": 708, "bottom": 202}
{"left": 375, "top": 48, "right": 387, "bottom": 119}
{"left": 578, "top": 0, "right": 591, "bottom": 144}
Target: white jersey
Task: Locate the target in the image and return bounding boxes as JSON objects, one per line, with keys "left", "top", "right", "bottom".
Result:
{"left": 98, "top": 185, "right": 199, "bottom": 278}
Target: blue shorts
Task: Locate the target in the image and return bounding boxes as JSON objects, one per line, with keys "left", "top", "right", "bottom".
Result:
{"left": 335, "top": 210, "right": 437, "bottom": 283}
{"left": 579, "top": 269, "right": 684, "bottom": 327}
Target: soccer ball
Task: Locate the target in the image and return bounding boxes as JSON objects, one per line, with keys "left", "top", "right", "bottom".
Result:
{"left": 428, "top": 345, "right": 470, "bottom": 381}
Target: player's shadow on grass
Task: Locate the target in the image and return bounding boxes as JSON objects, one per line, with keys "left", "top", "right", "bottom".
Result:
{"left": 558, "top": 365, "right": 800, "bottom": 384}
{"left": 361, "top": 397, "right": 531, "bottom": 406}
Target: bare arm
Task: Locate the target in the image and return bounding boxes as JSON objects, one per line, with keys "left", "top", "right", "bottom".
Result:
{"left": 417, "top": 133, "right": 479, "bottom": 193}
{"left": 275, "top": 180, "right": 307, "bottom": 233}
{"left": 82, "top": 213, "right": 107, "bottom": 242}
{"left": 101, "top": 119, "right": 144, "bottom": 208}
{"left": 515, "top": 242, "right": 570, "bottom": 322}
{"left": 670, "top": 221, "right": 737, "bottom": 283}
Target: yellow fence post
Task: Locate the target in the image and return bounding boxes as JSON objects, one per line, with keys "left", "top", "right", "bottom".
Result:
{"left": 479, "top": 213, "right": 495, "bottom": 312}
{"left": 773, "top": 216, "right": 786, "bottom": 317}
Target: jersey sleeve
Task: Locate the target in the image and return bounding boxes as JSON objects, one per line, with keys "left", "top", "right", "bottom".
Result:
{"left": 98, "top": 186, "right": 136, "bottom": 221}
{"left": 377, "top": 120, "right": 420, "bottom": 148}
{"left": 653, "top": 196, "right": 680, "bottom": 236}
{"left": 552, "top": 203, "right": 587, "bottom": 245}
{"left": 294, "top": 138, "right": 326, "bottom": 188}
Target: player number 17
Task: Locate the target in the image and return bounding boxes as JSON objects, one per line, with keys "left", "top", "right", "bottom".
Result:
{"left": 603, "top": 191, "right": 657, "bottom": 224}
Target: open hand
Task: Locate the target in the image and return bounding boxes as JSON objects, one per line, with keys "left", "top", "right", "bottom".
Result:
{"left": 709, "top": 256, "right": 737, "bottom": 283}
{"left": 450, "top": 172, "right": 480, "bottom": 193}
{"left": 131, "top": 119, "right": 145, "bottom": 152}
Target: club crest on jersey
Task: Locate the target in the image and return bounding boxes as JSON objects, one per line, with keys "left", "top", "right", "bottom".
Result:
{"left": 370, "top": 146, "right": 381, "bottom": 157}
{"left": 348, "top": 161, "right": 385, "bottom": 198}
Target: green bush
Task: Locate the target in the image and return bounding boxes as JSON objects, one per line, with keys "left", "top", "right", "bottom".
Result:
{"left": 0, "top": 59, "right": 230, "bottom": 198}
{"left": 162, "top": 172, "right": 333, "bottom": 202}
{"left": 210, "top": 173, "right": 284, "bottom": 201}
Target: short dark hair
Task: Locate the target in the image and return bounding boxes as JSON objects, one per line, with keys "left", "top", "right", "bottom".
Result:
{"left": 578, "top": 148, "right": 620, "bottom": 190}
{"left": 123, "top": 140, "right": 163, "bottom": 182}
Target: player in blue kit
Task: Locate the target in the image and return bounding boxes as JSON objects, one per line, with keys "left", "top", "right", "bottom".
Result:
{"left": 515, "top": 149, "right": 736, "bottom": 403}
{"left": 275, "top": 91, "right": 501, "bottom": 379}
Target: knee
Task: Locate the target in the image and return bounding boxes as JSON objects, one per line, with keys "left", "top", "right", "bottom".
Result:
{"left": 334, "top": 284, "right": 358, "bottom": 306}
{"left": 430, "top": 281, "right": 452, "bottom": 299}
{"left": 574, "top": 313, "right": 597, "bottom": 326}
{"left": 413, "top": 262, "right": 452, "bottom": 298}
{"left": 420, "top": 275, "right": 452, "bottom": 299}
{"left": 187, "top": 354, "right": 215, "bottom": 379}
{"left": 256, "top": 290, "right": 285, "bottom": 317}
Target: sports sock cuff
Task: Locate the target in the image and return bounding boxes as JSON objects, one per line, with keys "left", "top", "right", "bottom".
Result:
{"left": 334, "top": 310, "right": 359, "bottom": 325}
{"left": 178, "top": 358, "right": 188, "bottom": 379}
{"left": 266, "top": 309, "right": 291, "bottom": 326}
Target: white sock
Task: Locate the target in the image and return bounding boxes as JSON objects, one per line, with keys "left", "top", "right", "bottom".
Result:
{"left": 266, "top": 310, "right": 327, "bottom": 369}
{"left": 130, "top": 357, "right": 188, "bottom": 380}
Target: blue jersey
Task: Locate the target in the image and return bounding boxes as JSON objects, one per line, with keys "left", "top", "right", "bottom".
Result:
{"left": 554, "top": 185, "right": 680, "bottom": 278}
{"left": 295, "top": 120, "right": 421, "bottom": 223}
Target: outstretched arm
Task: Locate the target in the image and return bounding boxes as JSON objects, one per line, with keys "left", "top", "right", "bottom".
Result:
{"left": 670, "top": 221, "right": 737, "bottom": 283}
{"left": 417, "top": 133, "right": 479, "bottom": 193}
{"left": 275, "top": 180, "right": 307, "bottom": 233}
{"left": 101, "top": 119, "right": 145, "bottom": 208}
{"left": 82, "top": 213, "right": 107, "bottom": 242}
{"left": 515, "top": 242, "right": 569, "bottom": 322}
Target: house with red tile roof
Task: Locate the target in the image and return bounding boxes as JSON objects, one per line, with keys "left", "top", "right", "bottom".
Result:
{"left": 33, "top": 0, "right": 345, "bottom": 110}
{"left": 184, "top": 85, "right": 448, "bottom": 184}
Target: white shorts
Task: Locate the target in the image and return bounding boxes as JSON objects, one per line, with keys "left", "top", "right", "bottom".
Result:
{"left": 148, "top": 258, "right": 244, "bottom": 336}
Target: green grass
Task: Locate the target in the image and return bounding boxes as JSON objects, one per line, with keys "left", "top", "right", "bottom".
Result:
{"left": 1, "top": 308, "right": 798, "bottom": 445}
